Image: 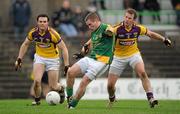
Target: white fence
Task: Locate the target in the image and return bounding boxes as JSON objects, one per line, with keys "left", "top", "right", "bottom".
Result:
{"left": 61, "top": 78, "right": 180, "bottom": 100}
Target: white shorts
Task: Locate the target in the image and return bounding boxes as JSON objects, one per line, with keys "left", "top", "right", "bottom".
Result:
{"left": 34, "top": 54, "right": 60, "bottom": 71}
{"left": 109, "top": 53, "right": 143, "bottom": 76}
{"left": 76, "top": 57, "right": 109, "bottom": 80}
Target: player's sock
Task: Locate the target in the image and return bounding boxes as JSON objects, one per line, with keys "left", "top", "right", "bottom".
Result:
{"left": 69, "top": 99, "right": 79, "bottom": 108}
{"left": 146, "top": 92, "right": 158, "bottom": 108}
{"left": 35, "top": 97, "right": 41, "bottom": 102}
{"left": 66, "top": 87, "right": 73, "bottom": 97}
{"left": 109, "top": 95, "right": 115, "bottom": 102}
{"left": 58, "top": 86, "right": 65, "bottom": 104}
{"left": 32, "top": 97, "right": 41, "bottom": 105}
{"left": 146, "top": 92, "right": 154, "bottom": 100}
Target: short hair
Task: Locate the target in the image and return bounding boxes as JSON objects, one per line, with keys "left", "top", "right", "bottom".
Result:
{"left": 125, "top": 8, "right": 137, "bottom": 20}
{"left": 84, "top": 12, "right": 100, "bottom": 22}
{"left": 36, "top": 14, "right": 49, "bottom": 21}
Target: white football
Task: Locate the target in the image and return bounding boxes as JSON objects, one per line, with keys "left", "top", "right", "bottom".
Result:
{"left": 46, "top": 91, "right": 60, "bottom": 105}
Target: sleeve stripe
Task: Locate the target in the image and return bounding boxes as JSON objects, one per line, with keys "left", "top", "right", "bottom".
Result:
{"left": 57, "top": 38, "right": 62, "bottom": 44}
{"left": 50, "top": 28, "right": 61, "bottom": 38}
{"left": 27, "top": 37, "right": 32, "bottom": 41}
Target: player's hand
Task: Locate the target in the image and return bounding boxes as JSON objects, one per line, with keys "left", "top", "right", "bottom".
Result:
{"left": 64, "top": 65, "right": 69, "bottom": 76}
{"left": 83, "top": 44, "right": 89, "bottom": 54}
{"left": 105, "top": 25, "right": 114, "bottom": 36}
{"left": 164, "top": 38, "right": 171, "bottom": 47}
{"left": 15, "top": 58, "right": 22, "bottom": 71}
{"left": 73, "top": 53, "right": 84, "bottom": 59}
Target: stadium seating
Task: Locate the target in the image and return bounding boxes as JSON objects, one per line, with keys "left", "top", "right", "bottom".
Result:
{"left": 0, "top": 33, "right": 32, "bottom": 98}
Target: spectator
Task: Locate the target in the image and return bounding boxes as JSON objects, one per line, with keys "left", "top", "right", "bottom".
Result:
{"left": 51, "top": 11, "right": 59, "bottom": 28}
{"left": 144, "top": 0, "right": 161, "bottom": 24}
{"left": 132, "top": 0, "right": 145, "bottom": 24}
{"left": 52, "top": 0, "right": 78, "bottom": 37}
{"left": 92, "top": 0, "right": 107, "bottom": 10}
{"left": 72, "top": 5, "right": 87, "bottom": 37}
{"left": 123, "top": 0, "right": 133, "bottom": 9}
{"left": 10, "top": 0, "right": 31, "bottom": 40}
{"left": 171, "top": 0, "right": 180, "bottom": 26}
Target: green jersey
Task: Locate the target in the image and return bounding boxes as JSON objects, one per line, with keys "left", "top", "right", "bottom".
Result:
{"left": 89, "top": 23, "right": 114, "bottom": 64}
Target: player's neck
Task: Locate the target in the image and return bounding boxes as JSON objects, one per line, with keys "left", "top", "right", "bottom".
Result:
{"left": 39, "top": 29, "right": 46, "bottom": 34}
{"left": 125, "top": 24, "right": 132, "bottom": 30}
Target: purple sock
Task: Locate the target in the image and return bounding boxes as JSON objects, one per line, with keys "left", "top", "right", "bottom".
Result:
{"left": 109, "top": 95, "right": 115, "bottom": 102}
{"left": 146, "top": 92, "right": 154, "bottom": 100}
{"left": 35, "top": 97, "right": 40, "bottom": 102}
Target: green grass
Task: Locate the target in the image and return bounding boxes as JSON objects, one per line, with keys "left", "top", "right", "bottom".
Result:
{"left": 0, "top": 99, "right": 179, "bottom": 114}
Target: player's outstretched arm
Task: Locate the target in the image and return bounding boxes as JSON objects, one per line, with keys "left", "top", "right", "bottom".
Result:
{"left": 15, "top": 38, "right": 31, "bottom": 71}
{"left": 146, "top": 30, "right": 172, "bottom": 47}
{"left": 57, "top": 40, "right": 70, "bottom": 76}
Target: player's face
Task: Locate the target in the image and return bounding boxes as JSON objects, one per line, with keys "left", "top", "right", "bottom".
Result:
{"left": 124, "top": 12, "right": 135, "bottom": 26}
{"left": 37, "top": 17, "right": 49, "bottom": 31}
{"left": 86, "top": 19, "right": 98, "bottom": 31}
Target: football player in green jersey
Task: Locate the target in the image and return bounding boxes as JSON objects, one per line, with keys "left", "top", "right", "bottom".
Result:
{"left": 66, "top": 12, "right": 115, "bottom": 109}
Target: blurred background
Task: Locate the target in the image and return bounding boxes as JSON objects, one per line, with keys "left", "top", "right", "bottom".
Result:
{"left": 0, "top": 0, "right": 179, "bottom": 99}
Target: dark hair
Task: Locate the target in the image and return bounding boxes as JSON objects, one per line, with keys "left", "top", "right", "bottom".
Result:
{"left": 84, "top": 12, "right": 100, "bottom": 22}
{"left": 36, "top": 14, "right": 49, "bottom": 21}
{"left": 125, "top": 8, "right": 137, "bottom": 20}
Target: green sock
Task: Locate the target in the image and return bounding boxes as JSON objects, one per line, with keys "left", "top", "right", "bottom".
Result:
{"left": 66, "top": 87, "right": 73, "bottom": 97}
{"left": 70, "top": 99, "right": 79, "bottom": 107}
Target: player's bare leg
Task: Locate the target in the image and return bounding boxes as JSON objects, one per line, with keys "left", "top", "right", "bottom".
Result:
{"left": 66, "top": 64, "right": 82, "bottom": 104}
{"left": 41, "top": 83, "right": 50, "bottom": 97}
{"left": 68, "top": 76, "right": 91, "bottom": 109}
{"left": 135, "top": 62, "right": 158, "bottom": 108}
{"left": 107, "top": 73, "right": 118, "bottom": 108}
{"left": 30, "top": 83, "right": 35, "bottom": 97}
{"left": 48, "top": 70, "right": 65, "bottom": 104}
{"left": 32, "top": 63, "right": 45, "bottom": 105}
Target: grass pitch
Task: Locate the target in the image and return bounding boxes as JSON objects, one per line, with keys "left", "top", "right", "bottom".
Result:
{"left": 0, "top": 99, "right": 179, "bottom": 114}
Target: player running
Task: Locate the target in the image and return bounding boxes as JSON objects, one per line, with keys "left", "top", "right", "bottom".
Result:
{"left": 107, "top": 8, "right": 171, "bottom": 108}
{"left": 15, "top": 14, "right": 69, "bottom": 105}
{"left": 66, "top": 12, "right": 115, "bottom": 109}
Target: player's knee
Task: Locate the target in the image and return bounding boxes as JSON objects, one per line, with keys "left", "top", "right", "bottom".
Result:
{"left": 107, "top": 82, "right": 114, "bottom": 90}
{"left": 34, "top": 80, "right": 41, "bottom": 87}
{"left": 138, "top": 71, "right": 148, "bottom": 79}
{"left": 48, "top": 83, "right": 57, "bottom": 90}
{"left": 67, "top": 68, "right": 75, "bottom": 78}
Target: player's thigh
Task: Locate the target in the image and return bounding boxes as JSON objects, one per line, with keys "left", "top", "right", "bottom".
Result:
{"left": 68, "top": 63, "right": 82, "bottom": 77}
{"left": 69, "top": 57, "right": 90, "bottom": 76}
{"left": 85, "top": 59, "right": 108, "bottom": 80}
{"left": 45, "top": 58, "right": 60, "bottom": 71}
{"left": 129, "top": 53, "right": 145, "bottom": 73}
{"left": 33, "top": 63, "right": 45, "bottom": 82}
{"left": 134, "top": 62, "right": 146, "bottom": 76}
{"left": 109, "top": 56, "right": 128, "bottom": 76}
{"left": 48, "top": 70, "right": 59, "bottom": 86}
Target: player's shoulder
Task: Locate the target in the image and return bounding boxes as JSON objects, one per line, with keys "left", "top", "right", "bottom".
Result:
{"left": 49, "top": 27, "right": 60, "bottom": 38}
{"left": 28, "top": 27, "right": 38, "bottom": 34}
{"left": 134, "top": 23, "right": 148, "bottom": 34}
{"left": 113, "top": 22, "right": 123, "bottom": 28}
{"left": 135, "top": 23, "right": 146, "bottom": 29}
